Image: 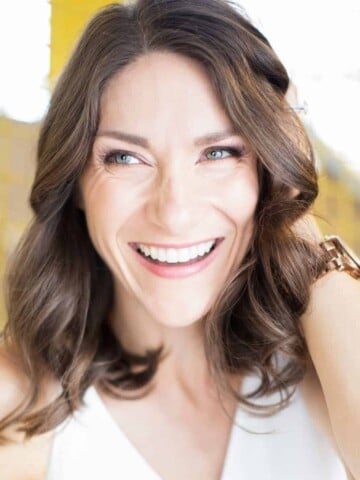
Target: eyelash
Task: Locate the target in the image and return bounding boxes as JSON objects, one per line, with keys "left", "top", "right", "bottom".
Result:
{"left": 204, "top": 147, "right": 245, "bottom": 162}
{"left": 100, "top": 146, "right": 245, "bottom": 166}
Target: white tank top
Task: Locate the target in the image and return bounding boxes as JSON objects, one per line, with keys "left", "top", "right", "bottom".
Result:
{"left": 46, "top": 374, "right": 347, "bottom": 479}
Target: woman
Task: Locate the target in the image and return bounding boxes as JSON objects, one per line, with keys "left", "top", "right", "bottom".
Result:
{"left": 0, "top": 0, "right": 359, "bottom": 478}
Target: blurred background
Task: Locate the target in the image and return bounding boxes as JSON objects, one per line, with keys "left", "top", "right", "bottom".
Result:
{"left": 1, "top": 0, "right": 359, "bottom": 328}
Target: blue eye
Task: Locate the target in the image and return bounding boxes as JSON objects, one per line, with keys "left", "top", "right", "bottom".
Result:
{"left": 103, "top": 151, "right": 141, "bottom": 165}
{"left": 204, "top": 147, "right": 244, "bottom": 161}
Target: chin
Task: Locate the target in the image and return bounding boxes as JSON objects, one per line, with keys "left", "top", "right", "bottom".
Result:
{"left": 148, "top": 305, "right": 207, "bottom": 330}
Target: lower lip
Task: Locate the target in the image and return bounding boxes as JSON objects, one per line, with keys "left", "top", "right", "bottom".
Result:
{"left": 130, "top": 239, "right": 223, "bottom": 279}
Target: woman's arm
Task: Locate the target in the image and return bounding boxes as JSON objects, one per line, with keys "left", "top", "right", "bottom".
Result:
{"left": 296, "top": 215, "right": 360, "bottom": 479}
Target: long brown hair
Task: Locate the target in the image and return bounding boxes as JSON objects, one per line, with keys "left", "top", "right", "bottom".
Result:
{"left": 1, "top": 0, "right": 327, "bottom": 441}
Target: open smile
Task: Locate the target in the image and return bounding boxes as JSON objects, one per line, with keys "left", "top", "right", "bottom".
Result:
{"left": 129, "top": 238, "right": 224, "bottom": 278}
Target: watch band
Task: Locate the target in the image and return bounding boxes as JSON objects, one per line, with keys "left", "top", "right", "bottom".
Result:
{"left": 319, "top": 235, "right": 360, "bottom": 280}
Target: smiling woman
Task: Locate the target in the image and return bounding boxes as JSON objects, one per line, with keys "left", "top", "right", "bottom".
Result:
{"left": 0, "top": 0, "right": 357, "bottom": 479}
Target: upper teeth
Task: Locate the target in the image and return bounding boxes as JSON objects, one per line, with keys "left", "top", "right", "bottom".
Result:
{"left": 137, "top": 240, "right": 216, "bottom": 263}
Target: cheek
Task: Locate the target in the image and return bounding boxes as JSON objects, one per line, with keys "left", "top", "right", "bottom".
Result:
{"left": 81, "top": 179, "right": 136, "bottom": 249}
{"left": 217, "top": 172, "right": 259, "bottom": 226}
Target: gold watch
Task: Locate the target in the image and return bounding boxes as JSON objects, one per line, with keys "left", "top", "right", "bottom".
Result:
{"left": 319, "top": 235, "right": 360, "bottom": 280}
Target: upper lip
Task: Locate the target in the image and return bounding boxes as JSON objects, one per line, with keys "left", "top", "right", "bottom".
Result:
{"left": 130, "top": 238, "right": 222, "bottom": 249}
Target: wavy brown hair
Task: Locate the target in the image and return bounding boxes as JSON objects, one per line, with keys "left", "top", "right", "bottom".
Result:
{"left": 1, "top": 0, "right": 328, "bottom": 441}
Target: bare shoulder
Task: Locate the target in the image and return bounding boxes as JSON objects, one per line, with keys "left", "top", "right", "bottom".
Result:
{"left": 0, "top": 343, "right": 57, "bottom": 480}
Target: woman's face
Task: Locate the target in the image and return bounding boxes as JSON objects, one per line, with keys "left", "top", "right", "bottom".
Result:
{"left": 79, "top": 51, "right": 259, "bottom": 328}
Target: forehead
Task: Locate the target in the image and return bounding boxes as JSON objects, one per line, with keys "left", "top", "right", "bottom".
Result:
{"left": 98, "top": 51, "right": 235, "bottom": 143}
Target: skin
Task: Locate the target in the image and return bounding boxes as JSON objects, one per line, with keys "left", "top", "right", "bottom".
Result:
{"left": 78, "top": 51, "right": 259, "bottom": 398}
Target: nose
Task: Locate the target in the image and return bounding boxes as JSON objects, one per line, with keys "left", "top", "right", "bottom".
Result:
{"left": 145, "top": 170, "right": 199, "bottom": 235}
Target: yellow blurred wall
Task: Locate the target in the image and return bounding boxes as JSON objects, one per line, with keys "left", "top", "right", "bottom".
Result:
{"left": 316, "top": 173, "right": 360, "bottom": 254}
{"left": 309, "top": 129, "right": 360, "bottom": 254}
{"left": 0, "top": 117, "right": 39, "bottom": 327}
{"left": 50, "top": 0, "right": 117, "bottom": 85}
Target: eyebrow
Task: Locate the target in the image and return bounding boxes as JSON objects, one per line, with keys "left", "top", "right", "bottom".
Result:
{"left": 96, "top": 128, "right": 239, "bottom": 148}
